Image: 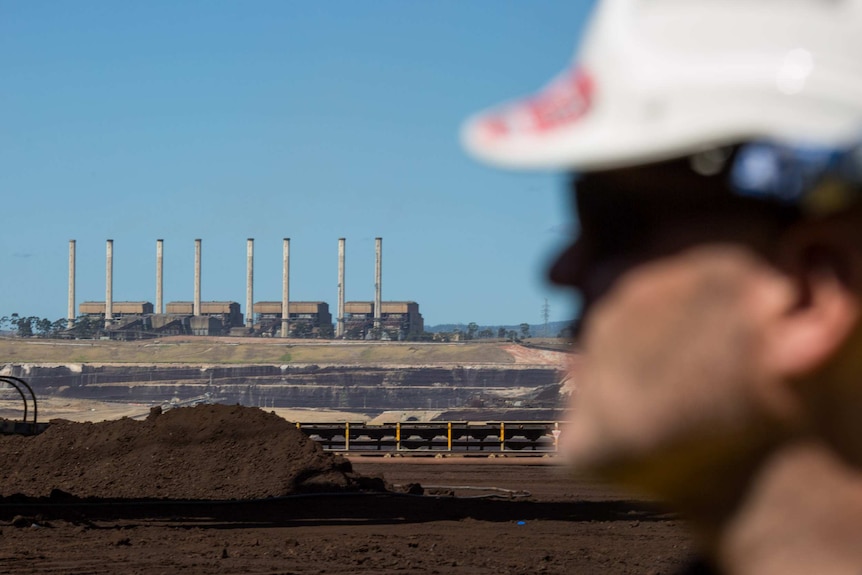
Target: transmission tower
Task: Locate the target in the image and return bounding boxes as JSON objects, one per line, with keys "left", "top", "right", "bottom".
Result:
{"left": 541, "top": 298, "right": 550, "bottom": 337}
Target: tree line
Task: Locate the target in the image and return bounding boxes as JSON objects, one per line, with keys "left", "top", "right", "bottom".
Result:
{"left": 431, "top": 322, "right": 532, "bottom": 342}
{"left": 0, "top": 315, "right": 104, "bottom": 338}
{"left": 1, "top": 313, "right": 543, "bottom": 342}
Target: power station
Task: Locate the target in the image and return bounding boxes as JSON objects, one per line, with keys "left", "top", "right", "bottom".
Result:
{"left": 67, "top": 238, "right": 423, "bottom": 341}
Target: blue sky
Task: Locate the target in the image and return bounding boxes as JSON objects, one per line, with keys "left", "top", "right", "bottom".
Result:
{"left": 0, "top": 1, "right": 594, "bottom": 327}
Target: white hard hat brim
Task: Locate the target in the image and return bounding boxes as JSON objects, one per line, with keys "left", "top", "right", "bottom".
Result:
{"left": 462, "top": 0, "right": 862, "bottom": 172}
{"left": 460, "top": 68, "right": 725, "bottom": 172}
{"left": 461, "top": 63, "right": 862, "bottom": 172}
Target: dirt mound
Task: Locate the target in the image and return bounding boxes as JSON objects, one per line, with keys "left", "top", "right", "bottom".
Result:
{"left": 0, "top": 404, "right": 377, "bottom": 499}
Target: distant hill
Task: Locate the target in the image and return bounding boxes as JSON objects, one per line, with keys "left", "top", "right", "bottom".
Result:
{"left": 425, "top": 320, "right": 573, "bottom": 338}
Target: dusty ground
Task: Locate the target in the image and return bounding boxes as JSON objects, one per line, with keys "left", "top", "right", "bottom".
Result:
{"left": 0, "top": 405, "right": 697, "bottom": 574}
{"left": 0, "top": 459, "right": 696, "bottom": 574}
{"left": 0, "top": 338, "right": 550, "bottom": 366}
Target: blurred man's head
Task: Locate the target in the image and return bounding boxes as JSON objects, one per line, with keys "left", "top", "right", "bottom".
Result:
{"left": 462, "top": 0, "right": 862, "bottom": 499}
{"left": 551, "top": 153, "right": 862, "bottom": 501}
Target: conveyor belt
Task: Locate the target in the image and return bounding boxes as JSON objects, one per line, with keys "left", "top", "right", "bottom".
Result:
{"left": 297, "top": 420, "right": 567, "bottom": 454}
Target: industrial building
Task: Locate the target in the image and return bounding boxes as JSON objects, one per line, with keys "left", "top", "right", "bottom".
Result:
{"left": 79, "top": 301, "right": 154, "bottom": 317}
{"left": 252, "top": 301, "right": 333, "bottom": 338}
{"left": 73, "top": 298, "right": 423, "bottom": 340}
{"left": 66, "top": 236, "right": 425, "bottom": 340}
{"left": 78, "top": 301, "right": 243, "bottom": 338}
{"left": 78, "top": 301, "right": 156, "bottom": 340}
{"left": 343, "top": 301, "right": 424, "bottom": 340}
{"left": 165, "top": 302, "right": 243, "bottom": 329}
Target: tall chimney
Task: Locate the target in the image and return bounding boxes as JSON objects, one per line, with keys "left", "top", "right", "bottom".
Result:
{"left": 156, "top": 239, "right": 164, "bottom": 314}
{"left": 194, "top": 239, "right": 202, "bottom": 316}
{"left": 67, "top": 240, "right": 76, "bottom": 330}
{"left": 105, "top": 239, "right": 114, "bottom": 328}
{"left": 281, "top": 238, "right": 290, "bottom": 338}
{"left": 336, "top": 238, "right": 345, "bottom": 338}
{"left": 374, "top": 237, "right": 382, "bottom": 333}
{"left": 246, "top": 238, "right": 254, "bottom": 329}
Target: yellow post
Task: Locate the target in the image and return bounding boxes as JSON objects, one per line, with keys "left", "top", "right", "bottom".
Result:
{"left": 295, "top": 422, "right": 301, "bottom": 429}
{"left": 500, "top": 422, "right": 505, "bottom": 452}
{"left": 447, "top": 421, "right": 452, "bottom": 452}
{"left": 345, "top": 421, "right": 350, "bottom": 452}
{"left": 553, "top": 421, "right": 560, "bottom": 452}
{"left": 396, "top": 421, "right": 401, "bottom": 451}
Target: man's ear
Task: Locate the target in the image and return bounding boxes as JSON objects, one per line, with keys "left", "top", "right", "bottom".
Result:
{"left": 762, "top": 239, "right": 861, "bottom": 380}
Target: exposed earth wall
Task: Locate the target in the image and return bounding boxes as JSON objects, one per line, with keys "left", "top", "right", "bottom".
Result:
{"left": 1, "top": 363, "right": 562, "bottom": 411}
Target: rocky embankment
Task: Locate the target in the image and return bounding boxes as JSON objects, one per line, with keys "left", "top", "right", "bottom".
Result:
{"left": 1, "top": 363, "right": 563, "bottom": 411}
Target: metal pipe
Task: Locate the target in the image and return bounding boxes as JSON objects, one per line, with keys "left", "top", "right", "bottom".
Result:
{"left": 374, "top": 237, "right": 382, "bottom": 333}
{"left": 194, "top": 239, "right": 201, "bottom": 316}
{"left": 67, "top": 240, "right": 76, "bottom": 330}
{"left": 246, "top": 238, "right": 254, "bottom": 329}
{"left": 105, "top": 239, "right": 113, "bottom": 328}
{"left": 336, "top": 238, "right": 345, "bottom": 338}
{"left": 156, "top": 239, "right": 164, "bottom": 314}
{"left": 281, "top": 238, "right": 290, "bottom": 338}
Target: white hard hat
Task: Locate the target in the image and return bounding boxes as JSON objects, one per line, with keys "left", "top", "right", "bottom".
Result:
{"left": 462, "top": 0, "right": 862, "bottom": 172}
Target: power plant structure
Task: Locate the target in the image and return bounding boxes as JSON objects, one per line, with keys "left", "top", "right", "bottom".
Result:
{"left": 281, "top": 238, "right": 290, "bottom": 339}
{"left": 336, "top": 238, "right": 345, "bottom": 338}
{"left": 105, "top": 239, "right": 113, "bottom": 329}
{"left": 67, "top": 240, "right": 76, "bottom": 330}
{"left": 374, "top": 237, "right": 382, "bottom": 331}
{"left": 245, "top": 238, "right": 254, "bottom": 330}
{"left": 193, "top": 238, "right": 202, "bottom": 317}
{"left": 67, "top": 237, "right": 423, "bottom": 341}
{"left": 155, "top": 239, "right": 164, "bottom": 314}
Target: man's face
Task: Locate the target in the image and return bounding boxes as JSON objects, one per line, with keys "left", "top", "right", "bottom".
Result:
{"left": 553, "top": 167, "right": 790, "bottom": 482}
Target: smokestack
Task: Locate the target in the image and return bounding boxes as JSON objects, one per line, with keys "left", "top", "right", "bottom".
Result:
{"left": 156, "top": 239, "right": 164, "bottom": 314}
{"left": 67, "top": 240, "right": 76, "bottom": 330}
{"left": 336, "top": 238, "right": 345, "bottom": 338}
{"left": 374, "top": 237, "right": 382, "bottom": 333}
{"left": 105, "top": 239, "right": 113, "bottom": 328}
{"left": 194, "top": 239, "right": 201, "bottom": 316}
{"left": 246, "top": 238, "right": 254, "bottom": 329}
{"left": 281, "top": 238, "right": 290, "bottom": 338}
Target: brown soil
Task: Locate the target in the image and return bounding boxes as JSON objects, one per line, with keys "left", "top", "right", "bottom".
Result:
{"left": 0, "top": 404, "right": 372, "bottom": 499}
{"left": 0, "top": 405, "right": 697, "bottom": 574}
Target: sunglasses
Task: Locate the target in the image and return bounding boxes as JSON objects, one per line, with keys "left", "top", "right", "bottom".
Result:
{"left": 550, "top": 154, "right": 805, "bottom": 291}
{"left": 731, "top": 138, "right": 862, "bottom": 215}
